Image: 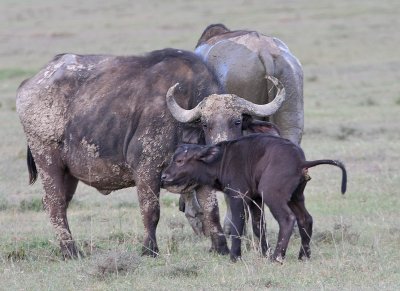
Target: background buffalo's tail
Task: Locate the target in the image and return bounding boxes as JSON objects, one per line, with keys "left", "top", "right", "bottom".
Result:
{"left": 302, "top": 159, "right": 347, "bottom": 194}
{"left": 27, "top": 146, "right": 38, "bottom": 185}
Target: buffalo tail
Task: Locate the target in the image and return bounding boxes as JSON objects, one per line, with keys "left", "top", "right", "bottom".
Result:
{"left": 27, "top": 146, "right": 38, "bottom": 185}
{"left": 303, "top": 159, "right": 347, "bottom": 194}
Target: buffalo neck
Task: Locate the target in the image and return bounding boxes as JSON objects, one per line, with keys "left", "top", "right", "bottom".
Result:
{"left": 214, "top": 140, "right": 252, "bottom": 192}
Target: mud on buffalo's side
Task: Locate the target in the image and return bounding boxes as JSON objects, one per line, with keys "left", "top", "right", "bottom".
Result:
{"left": 16, "top": 49, "right": 228, "bottom": 258}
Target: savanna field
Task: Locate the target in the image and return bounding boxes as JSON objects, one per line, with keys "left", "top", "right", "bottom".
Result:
{"left": 1, "top": 0, "right": 399, "bottom": 289}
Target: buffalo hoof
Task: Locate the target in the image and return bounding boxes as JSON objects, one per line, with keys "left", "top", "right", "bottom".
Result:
{"left": 209, "top": 234, "right": 229, "bottom": 255}
{"left": 178, "top": 195, "right": 185, "bottom": 212}
{"left": 141, "top": 246, "right": 159, "bottom": 257}
{"left": 61, "top": 241, "right": 82, "bottom": 260}
{"left": 298, "top": 247, "right": 311, "bottom": 261}
{"left": 230, "top": 253, "right": 241, "bottom": 262}
{"left": 209, "top": 245, "right": 230, "bottom": 255}
{"left": 271, "top": 255, "right": 284, "bottom": 264}
{"left": 263, "top": 247, "right": 272, "bottom": 258}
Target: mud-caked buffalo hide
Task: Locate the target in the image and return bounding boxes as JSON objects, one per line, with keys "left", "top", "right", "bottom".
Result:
{"left": 16, "top": 49, "right": 227, "bottom": 258}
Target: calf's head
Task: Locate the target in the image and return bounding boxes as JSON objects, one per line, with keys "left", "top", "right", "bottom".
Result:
{"left": 161, "top": 144, "right": 222, "bottom": 193}
{"left": 166, "top": 76, "right": 284, "bottom": 144}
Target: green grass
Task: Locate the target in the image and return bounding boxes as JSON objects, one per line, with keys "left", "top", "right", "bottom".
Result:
{"left": 1, "top": 0, "right": 400, "bottom": 289}
{"left": 0, "top": 68, "right": 35, "bottom": 81}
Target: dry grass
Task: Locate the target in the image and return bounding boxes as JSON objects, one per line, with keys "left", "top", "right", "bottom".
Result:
{"left": 1, "top": 0, "right": 400, "bottom": 289}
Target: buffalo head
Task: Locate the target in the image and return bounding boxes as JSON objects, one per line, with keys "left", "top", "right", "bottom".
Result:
{"left": 166, "top": 76, "right": 285, "bottom": 144}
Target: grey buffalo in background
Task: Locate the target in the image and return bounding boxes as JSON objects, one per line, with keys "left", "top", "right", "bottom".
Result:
{"left": 17, "top": 48, "right": 285, "bottom": 258}
{"left": 179, "top": 23, "right": 304, "bottom": 236}
{"left": 162, "top": 134, "right": 347, "bottom": 262}
{"left": 195, "top": 23, "right": 304, "bottom": 145}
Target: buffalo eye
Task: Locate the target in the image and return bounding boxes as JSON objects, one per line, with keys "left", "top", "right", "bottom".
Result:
{"left": 175, "top": 159, "right": 184, "bottom": 165}
{"left": 234, "top": 120, "right": 241, "bottom": 126}
{"left": 202, "top": 122, "right": 208, "bottom": 128}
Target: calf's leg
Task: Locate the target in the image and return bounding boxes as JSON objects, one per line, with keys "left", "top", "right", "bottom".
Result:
{"left": 248, "top": 197, "right": 270, "bottom": 256}
{"left": 288, "top": 181, "right": 313, "bottom": 260}
{"left": 268, "top": 203, "right": 296, "bottom": 262}
{"left": 260, "top": 175, "right": 299, "bottom": 263}
{"left": 227, "top": 191, "right": 246, "bottom": 262}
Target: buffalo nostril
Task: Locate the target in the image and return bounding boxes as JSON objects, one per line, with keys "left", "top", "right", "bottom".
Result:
{"left": 161, "top": 174, "right": 167, "bottom": 181}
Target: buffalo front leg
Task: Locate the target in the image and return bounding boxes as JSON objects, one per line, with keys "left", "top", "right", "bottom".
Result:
{"left": 179, "top": 191, "right": 204, "bottom": 236}
{"left": 223, "top": 193, "right": 249, "bottom": 236}
{"left": 228, "top": 192, "right": 246, "bottom": 262}
{"left": 195, "top": 185, "right": 229, "bottom": 255}
{"left": 137, "top": 177, "right": 160, "bottom": 257}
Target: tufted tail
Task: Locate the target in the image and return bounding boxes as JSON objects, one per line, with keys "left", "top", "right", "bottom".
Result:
{"left": 27, "top": 146, "right": 38, "bottom": 185}
{"left": 302, "top": 159, "right": 347, "bottom": 194}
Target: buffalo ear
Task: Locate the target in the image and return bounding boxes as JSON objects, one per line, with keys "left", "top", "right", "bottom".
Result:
{"left": 243, "top": 118, "right": 281, "bottom": 137}
{"left": 195, "top": 146, "right": 222, "bottom": 164}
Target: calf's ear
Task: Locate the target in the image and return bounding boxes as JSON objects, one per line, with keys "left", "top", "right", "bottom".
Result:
{"left": 243, "top": 118, "right": 281, "bottom": 137}
{"left": 195, "top": 146, "right": 222, "bottom": 164}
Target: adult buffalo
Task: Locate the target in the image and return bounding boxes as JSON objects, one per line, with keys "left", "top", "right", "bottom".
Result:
{"left": 177, "top": 24, "right": 304, "bottom": 235}
{"left": 17, "top": 48, "right": 285, "bottom": 258}
{"left": 195, "top": 23, "right": 304, "bottom": 144}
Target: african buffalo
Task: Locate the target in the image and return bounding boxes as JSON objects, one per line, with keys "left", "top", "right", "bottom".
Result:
{"left": 162, "top": 134, "right": 347, "bottom": 262}
{"left": 17, "top": 48, "right": 285, "bottom": 258}
{"left": 178, "top": 23, "right": 305, "bottom": 235}
{"left": 195, "top": 23, "right": 304, "bottom": 145}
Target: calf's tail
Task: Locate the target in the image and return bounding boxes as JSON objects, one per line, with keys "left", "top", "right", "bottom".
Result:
{"left": 302, "top": 159, "right": 347, "bottom": 194}
{"left": 27, "top": 146, "right": 38, "bottom": 185}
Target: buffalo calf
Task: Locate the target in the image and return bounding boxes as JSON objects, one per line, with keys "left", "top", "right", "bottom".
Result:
{"left": 162, "top": 133, "right": 347, "bottom": 262}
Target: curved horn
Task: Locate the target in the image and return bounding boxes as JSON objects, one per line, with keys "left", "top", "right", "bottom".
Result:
{"left": 166, "top": 83, "right": 202, "bottom": 123}
{"left": 239, "top": 76, "right": 286, "bottom": 117}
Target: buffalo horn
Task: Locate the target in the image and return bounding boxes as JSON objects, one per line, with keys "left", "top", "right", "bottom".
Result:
{"left": 240, "top": 76, "right": 286, "bottom": 117}
{"left": 166, "top": 83, "right": 203, "bottom": 123}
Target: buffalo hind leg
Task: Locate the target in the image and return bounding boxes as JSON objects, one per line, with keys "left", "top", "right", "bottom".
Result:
{"left": 248, "top": 197, "right": 270, "bottom": 256}
{"left": 268, "top": 202, "right": 296, "bottom": 263}
{"left": 136, "top": 176, "right": 160, "bottom": 257}
{"left": 260, "top": 174, "right": 298, "bottom": 263}
{"left": 288, "top": 180, "right": 313, "bottom": 260}
{"left": 195, "top": 185, "right": 229, "bottom": 255}
{"left": 37, "top": 155, "right": 80, "bottom": 259}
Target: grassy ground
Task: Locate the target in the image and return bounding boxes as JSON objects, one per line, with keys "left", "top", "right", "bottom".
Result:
{"left": 1, "top": 0, "right": 400, "bottom": 289}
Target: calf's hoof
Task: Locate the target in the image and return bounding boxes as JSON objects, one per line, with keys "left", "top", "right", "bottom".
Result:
{"left": 271, "top": 254, "right": 284, "bottom": 264}
{"left": 230, "top": 253, "right": 241, "bottom": 262}
{"left": 298, "top": 247, "right": 311, "bottom": 261}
